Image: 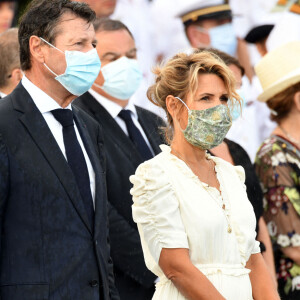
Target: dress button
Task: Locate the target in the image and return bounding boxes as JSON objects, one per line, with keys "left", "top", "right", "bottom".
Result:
{"left": 89, "top": 279, "right": 98, "bottom": 287}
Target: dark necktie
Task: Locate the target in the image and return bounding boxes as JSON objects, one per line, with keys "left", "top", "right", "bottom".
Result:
{"left": 51, "top": 109, "right": 94, "bottom": 228}
{"left": 118, "top": 109, "right": 153, "bottom": 161}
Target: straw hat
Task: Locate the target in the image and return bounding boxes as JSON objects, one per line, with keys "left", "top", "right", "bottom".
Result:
{"left": 255, "top": 41, "right": 300, "bottom": 102}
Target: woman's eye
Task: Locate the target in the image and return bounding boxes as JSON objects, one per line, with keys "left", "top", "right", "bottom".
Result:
{"left": 221, "top": 96, "right": 229, "bottom": 102}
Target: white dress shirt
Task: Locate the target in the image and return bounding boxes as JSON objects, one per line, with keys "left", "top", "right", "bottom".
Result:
{"left": 22, "top": 76, "right": 96, "bottom": 205}
{"left": 88, "top": 88, "right": 155, "bottom": 155}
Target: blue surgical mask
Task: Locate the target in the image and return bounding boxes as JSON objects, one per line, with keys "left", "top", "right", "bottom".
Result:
{"left": 94, "top": 56, "right": 142, "bottom": 100}
{"left": 230, "top": 88, "right": 246, "bottom": 120}
{"left": 40, "top": 37, "right": 101, "bottom": 96}
{"left": 209, "top": 23, "right": 237, "bottom": 56}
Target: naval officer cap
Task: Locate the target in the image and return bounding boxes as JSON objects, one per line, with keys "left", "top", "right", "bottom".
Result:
{"left": 175, "top": 0, "right": 232, "bottom": 26}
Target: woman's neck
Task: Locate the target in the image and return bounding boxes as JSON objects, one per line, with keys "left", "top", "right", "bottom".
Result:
{"left": 274, "top": 113, "right": 300, "bottom": 144}
{"left": 170, "top": 135, "right": 207, "bottom": 165}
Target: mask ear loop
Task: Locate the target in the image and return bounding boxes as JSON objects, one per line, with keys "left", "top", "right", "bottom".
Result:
{"left": 39, "top": 37, "right": 64, "bottom": 77}
{"left": 39, "top": 37, "right": 64, "bottom": 54}
{"left": 174, "top": 96, "right": 190, "bottom": 111}
{"left": 92, "top": 82, "right": 104, "bottom": 89}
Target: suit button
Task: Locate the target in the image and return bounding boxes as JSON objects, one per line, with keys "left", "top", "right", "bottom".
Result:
{"left": 89, "top": 279, "right": 98, "bottom": 287}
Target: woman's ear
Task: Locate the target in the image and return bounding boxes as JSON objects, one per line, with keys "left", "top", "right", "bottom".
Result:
{"left": 294, "top": 91, "right": 300, "bottom": 112}
{"left": 166, "top": 95, "right": 179, "bottom": 120}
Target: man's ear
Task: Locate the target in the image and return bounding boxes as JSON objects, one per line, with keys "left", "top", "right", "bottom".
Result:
{"left": 186, "top": 25, "right": 210, "bottom": 48}
{"left": 10, "top": 68, "right": 23, "bottom": 87}
{"left": 29, "top": 35, "right": 46, "bottom": 64}
{"left": 294, "top": 91, "right": 300, "bottom": 112}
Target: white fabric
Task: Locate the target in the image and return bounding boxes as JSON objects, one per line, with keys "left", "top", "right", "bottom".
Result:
{"left": 88, "top": 89, "right": 155, "bottom": 155}
{"left": 22, "top": 76, "right": 96, "bottom": 205}
{"left": 130, "top": 145, "right": 260, "bottom": 300}
{"left": 0, "top": 91, "right": 7, "bottom": 98}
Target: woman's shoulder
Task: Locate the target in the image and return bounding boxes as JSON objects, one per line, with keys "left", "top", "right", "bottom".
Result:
{"left": 130, "top": 145, "right": 172, "bottom": 189}
{"left": 256, "top": 136, "right": 282, "bottom": 156}
{"left": 135, "top": 144, "right": 171, "bottom": 171}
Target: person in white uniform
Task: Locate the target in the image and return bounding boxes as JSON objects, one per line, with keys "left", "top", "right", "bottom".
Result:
{"left": 130, "top": 51, "right": 280, "bottom": 299}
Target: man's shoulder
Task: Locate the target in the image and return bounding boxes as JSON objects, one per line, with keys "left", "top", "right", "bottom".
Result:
{"left": 0, "top": 95, "right": 18, "bottom": 129}
{"left": 135, "top": 105, "right": 166, "bottom": 126}
{"left": 73, "top": 104, "right": 101, "bottom": 131}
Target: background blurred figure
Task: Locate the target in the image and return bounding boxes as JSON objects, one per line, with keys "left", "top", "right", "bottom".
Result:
{"left": 74, "top": 18, "right": 165, "bottom": 300}
{"left": 267, "top": 0, "right": 300, "bottom": 51}
{"left": 75, "top": 0, "right": 117, "bottom": 17}
{"left": 0, "top": 28, "right": 22, "bottom": 98}
{"left": 0, "top": 0, "right": 16, "bottom": 34}
{"left": 111, "top": 0, "right": 160, "bottom": 115}
{"left": 175, "top": 0, "right": 255, "bottom": 80}
{"left": 255, "top": 41, "right": 300, "bottom": 299}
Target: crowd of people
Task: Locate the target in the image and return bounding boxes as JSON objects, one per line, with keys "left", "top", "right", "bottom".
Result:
{"left": 0, "top": 0, "right": 299, "bottom": 299}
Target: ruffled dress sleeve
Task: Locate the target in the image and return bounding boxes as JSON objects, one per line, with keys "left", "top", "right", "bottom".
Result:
{"left": 130, "top": 159, "right": 189, "bottom": 265}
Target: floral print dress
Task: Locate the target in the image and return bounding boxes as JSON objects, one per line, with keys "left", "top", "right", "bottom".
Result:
{"left": 255, "top": 135, "right": 300, "bottom": 299}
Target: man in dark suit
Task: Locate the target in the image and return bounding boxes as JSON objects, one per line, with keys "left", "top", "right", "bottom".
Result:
{"left": 74, "top": 18, "right": 165, "bottom": 300}
{"left": 0, "top": 1, "right": 119, "bottom": 299}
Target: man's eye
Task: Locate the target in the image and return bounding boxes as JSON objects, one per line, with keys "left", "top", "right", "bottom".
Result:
{"left": 92, "top": 43, "right": 97, "bottom": 48}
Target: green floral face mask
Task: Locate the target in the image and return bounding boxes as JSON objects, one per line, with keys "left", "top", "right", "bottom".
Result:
{"left": 175, "top": 97, "right": 232, "bottom": 150}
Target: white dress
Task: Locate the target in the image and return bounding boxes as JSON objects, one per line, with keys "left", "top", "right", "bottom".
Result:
{"left": 130, "top": 145, "right": 260, "bottom": 300}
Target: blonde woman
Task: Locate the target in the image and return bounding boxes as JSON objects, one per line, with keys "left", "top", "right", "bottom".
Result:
{"left": 130, "top": 52, "right": 279, "bottom": 300}
{"left": 254, "top": 41, "right": 300, "bottom": 300}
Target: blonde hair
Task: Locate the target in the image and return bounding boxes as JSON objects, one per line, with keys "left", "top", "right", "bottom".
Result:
{"left": 147, "top": 51, "right": 240, "bottom": 142}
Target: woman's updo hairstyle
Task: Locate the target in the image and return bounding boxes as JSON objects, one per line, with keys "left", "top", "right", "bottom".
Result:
{"left": 147, "top": 51, "right": 239, "bottom": 142}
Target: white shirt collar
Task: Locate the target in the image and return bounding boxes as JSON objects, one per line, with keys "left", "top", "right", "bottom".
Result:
{"left": 0, "top": 91, "right": 7, "bottom": 98}
{"left": 22, "top": 75, "right": 72, "bottom": 113}
{"left": 88, "top": 88, "right": 137, "bottom": 120}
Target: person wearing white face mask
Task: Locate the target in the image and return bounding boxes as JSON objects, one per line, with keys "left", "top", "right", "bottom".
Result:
{"left": 74, "top": 18, "right": 166, "bottom": 300}
{"left": 175, "top": 0, "right": 254, "bottom": 81}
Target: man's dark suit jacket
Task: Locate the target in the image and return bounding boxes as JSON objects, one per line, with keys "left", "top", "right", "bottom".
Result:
{"left": 0, "top": 84, "right": 119, "bottom": 300}
{"left": 74, "top": 92, "right": 166, "bottom": 300}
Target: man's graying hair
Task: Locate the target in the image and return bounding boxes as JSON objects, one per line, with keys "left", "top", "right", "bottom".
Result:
{"left": 0, "top": 28, "right": 20, "bottom": 88}
{"left": 18, "top": 0, "right": 96, "bottom": 70}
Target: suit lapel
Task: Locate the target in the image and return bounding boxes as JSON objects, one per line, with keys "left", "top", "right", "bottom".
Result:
{"left": 78, "top": 93, "right": 144, "bottom": 166}
{"left": 72, "top": 106, "right": 106, "bottom": 237}
{"left": 136, "top": 107, "right": 162, "bottom": 155}
{"left": 12, "top": 84, "right": 92, "bottom": 235}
